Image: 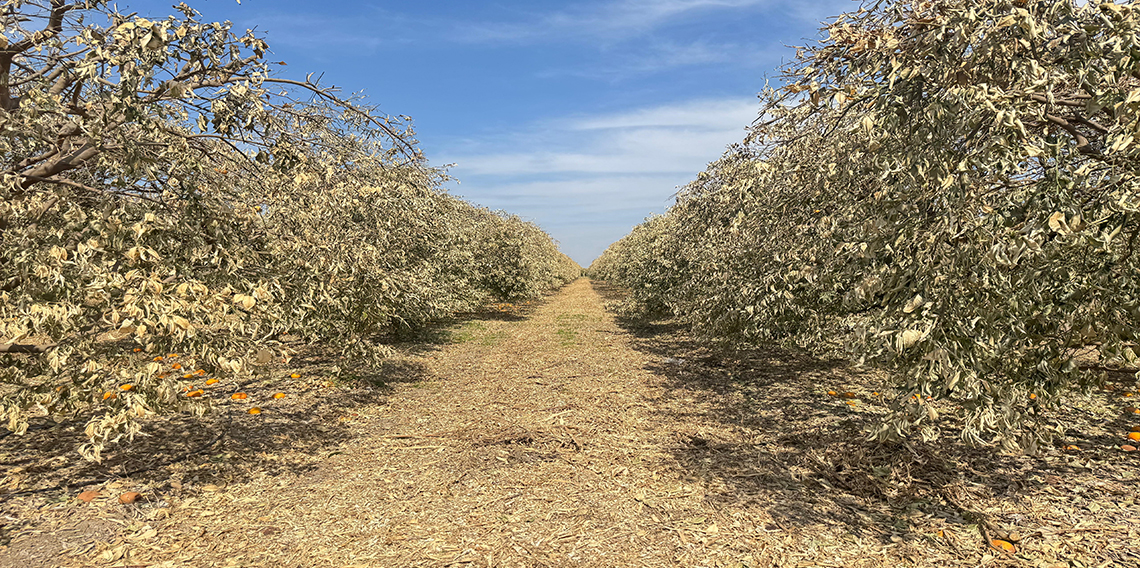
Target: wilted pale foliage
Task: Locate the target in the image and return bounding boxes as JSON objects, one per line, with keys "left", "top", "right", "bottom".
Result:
{"left": 1, "top": 1, "right": 578, "bottom": 459}
{"left": 592, "top": 0, "right": 1140, "bottom": 449}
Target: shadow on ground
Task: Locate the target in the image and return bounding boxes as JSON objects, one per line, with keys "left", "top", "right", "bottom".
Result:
{"left": 0, "top": 359, "right": 433, "bottom": 502}
{"left": 0, "top": 294, "right": 548, "bottom": 511}
{"left": 592, "top": 280, "right": 1139, "bottom": 559}
{"left": 0, "top": 296, "right": 554, "bottom": 564}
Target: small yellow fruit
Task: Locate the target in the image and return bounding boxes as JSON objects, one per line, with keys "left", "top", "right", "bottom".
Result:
{"left": 185, "top": 389, "right": 204, "bottom": 398}
{"left": 290, "top": 373, "right": 301, "bottom": 379}
{"left": 120, "top": 384, "right": 134, "bottom": 391}
{"left": 231, "top": 392, "right": 248, "bottom": 400}
{"left": 205, "top": 378, "right": 219, "bottom": 385}
{"left": 273, "top": 392, "right": 286, "bottom": 399}
{"left": 248, "top": 407, "right": 262, "bottom": 415}
{"left": 102, "top": 391, "right": 117, "bottom": 400}
{"left": 1128, "top": 432, "right": 1140, "bottom": 442}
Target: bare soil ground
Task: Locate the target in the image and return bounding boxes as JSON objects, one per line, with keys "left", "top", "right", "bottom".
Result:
{"left": 1, "top": 278, "right": 1138, "bottom": 567}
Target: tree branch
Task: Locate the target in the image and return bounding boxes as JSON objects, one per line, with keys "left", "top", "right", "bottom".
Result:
{"left": 0, "top": 1, "right": 76, "bottom": 109}
{"left": 261, "top": 77, "right": 421, "bottom": 161}
{"left": 0, "top": 342, "right": 59, "bottom": 354}
{"left": 1044, "top": 114, "right": 1099, "bottom": 156}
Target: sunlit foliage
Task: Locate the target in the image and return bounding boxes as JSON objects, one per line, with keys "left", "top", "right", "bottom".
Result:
{"left": 1, "top": 1, "right": 578, "bottom": 459}
{"left": 593, "top": 0, "right": 1140, "bottom": 450}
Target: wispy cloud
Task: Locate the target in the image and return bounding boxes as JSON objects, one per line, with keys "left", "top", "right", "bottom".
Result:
{"left": 534, "top": 39, "right": 783, "bottom": 80}
{"left": 454, "top": 0, "right": 776, "bottom": 44}
{"left": 450, "top": 98, "right": 755, "bottom": 176}
{"left": 232, "top": 6, "right": 423, "bottom": 53}
{"left": 567, "top": 97, "right": 758, "bottom": 130}
{"left": 441, "top": 97, "right": 758, "bottom": 263}
{"left": 454, "top": 0, "right": 852, "bottom": 45}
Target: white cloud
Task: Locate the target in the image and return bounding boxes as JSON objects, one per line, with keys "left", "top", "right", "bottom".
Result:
{"left": 448, "top": 98, "right": 755, "bottom": 177}
{"left": 454, "top": 0, "right": 854, "bottom": 45}
{"left": 455, "top": 0, "right": 775, "bottom": 44}
{"left": 568, "top": 98, "right": 757, "bottom": 130}
{"left": 440, "top": 97, "right": 758, "bottom": 264}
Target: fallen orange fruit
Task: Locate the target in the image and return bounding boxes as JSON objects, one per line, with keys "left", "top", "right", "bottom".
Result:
{"left": 231, "top": 392, "right": 248, "bottom": 400}
{"left": 1128, "top": 432, "right": 1140, "bottom": 442}
{"left": 248, "top": 407, "right": 262, "bottom": 415}
{"left": 102, "top": 391, "right": 117, "bottom": 400}
{"left": 120, "top": 384, "right": 134, "bottom": 391}
{"left": 990, "top": 539, "right": 1016, "bottom": 553}
{"left": 290, "top": 373, "right": 301, "bottom": 379}
{"left": 273, "top": 392, "right": 286, "bottom": 399}
{"left": 77, "top": 490, "right": 100, "bottom": 503}
{"left": 205, "top": 378, "right": 219, "bottom": 385}
{"left": 171, "top": 363, "right": 182, "bottom": 370}
{"left": 186, "top": 389, "right": 204, "bottom": 398}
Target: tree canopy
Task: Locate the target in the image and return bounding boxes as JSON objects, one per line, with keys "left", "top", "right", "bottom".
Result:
{"left": 592, "top": 0, "right": 1140, "bottom": 450}
{"left": 1, "top": 0, "right": 579, "bottom": 459}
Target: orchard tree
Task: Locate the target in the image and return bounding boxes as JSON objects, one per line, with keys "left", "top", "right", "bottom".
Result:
{"left": 594, "top": 0, "right": 1140, "bottom": 450}
{"left": 0, "top": 1, "right": 578, "bottom": 459}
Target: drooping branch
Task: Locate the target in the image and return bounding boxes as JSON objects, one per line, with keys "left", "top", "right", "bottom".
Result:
{"left": 0, "top": 0, "right": 78, "bottom": 110}
{"left": 262, "top": 77, "right": 421, "bottom": 162}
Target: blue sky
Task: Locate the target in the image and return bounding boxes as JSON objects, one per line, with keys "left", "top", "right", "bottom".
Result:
{"left": 120, "top": 0, "right": 855, "bottom": 265}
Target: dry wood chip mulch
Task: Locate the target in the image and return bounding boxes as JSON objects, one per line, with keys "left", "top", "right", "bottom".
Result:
{"left": 2, "top": 278, "right": 1138, "bottom": 567}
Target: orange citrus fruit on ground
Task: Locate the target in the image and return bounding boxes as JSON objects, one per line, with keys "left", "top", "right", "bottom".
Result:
{"left": 990, "top": 539, "right": 1016, "bottom": 553}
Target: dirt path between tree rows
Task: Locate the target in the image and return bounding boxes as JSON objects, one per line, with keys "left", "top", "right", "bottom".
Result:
{"left": 3, "top": 278, "right": 1138, "bottom": 567}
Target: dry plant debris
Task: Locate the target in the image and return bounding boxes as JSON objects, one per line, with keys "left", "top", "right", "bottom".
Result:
{"left": 2, "top": 279, "right": 1138, "bottom": 567}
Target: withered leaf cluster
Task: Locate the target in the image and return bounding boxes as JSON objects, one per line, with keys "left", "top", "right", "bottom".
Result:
{"left": 0, "top": 1, "right": 579, "bottom": 459}
{"left": 593, "top": 0, "right": 1140, "bottom": 449}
